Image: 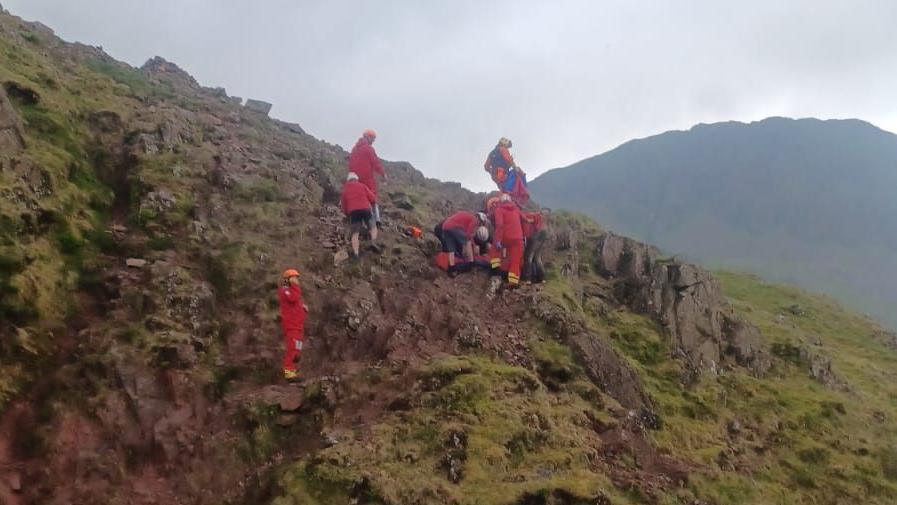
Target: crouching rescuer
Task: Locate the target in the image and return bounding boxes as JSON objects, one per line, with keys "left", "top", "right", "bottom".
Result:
{"left": 278, "top": 268, "right": 308, "bottom": 382}
{"left": 434, "top": 211, "right": 490, "bottom": 276}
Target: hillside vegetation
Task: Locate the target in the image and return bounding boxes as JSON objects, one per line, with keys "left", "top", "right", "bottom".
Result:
{"left": 1, "top": 9, "right": 896, "bottom": 505}
{"left": 530, "top": 117, "right": 897, "bottom": 329}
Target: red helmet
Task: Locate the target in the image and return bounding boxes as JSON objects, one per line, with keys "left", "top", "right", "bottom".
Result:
{"left": 282, "top": 268, "right": 300, "bottom": 279}
{"left": 363, "top": 128, "right": 377, "bottom": 140}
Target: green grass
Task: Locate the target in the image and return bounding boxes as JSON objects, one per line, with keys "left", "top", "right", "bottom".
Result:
{"left": 274, "top": 355, "right": 626, "bottom": 505}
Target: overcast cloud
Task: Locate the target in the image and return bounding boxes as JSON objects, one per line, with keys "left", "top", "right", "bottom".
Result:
{"left": 5, "top": 0, "right": 897, "bottom": 190}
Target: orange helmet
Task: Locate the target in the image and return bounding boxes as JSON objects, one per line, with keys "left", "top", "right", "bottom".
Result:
{"left": 363, "top": 128, "right": 377, "bottom": 140}
{"left": 282, "top": 268, "right": 300, "bottom": 279}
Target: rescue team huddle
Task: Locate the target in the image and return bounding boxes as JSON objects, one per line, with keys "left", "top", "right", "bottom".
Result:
{"left": 278, "top": 131, "right": 547, "bottom": 382}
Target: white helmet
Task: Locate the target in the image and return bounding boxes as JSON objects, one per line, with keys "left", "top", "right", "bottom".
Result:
{"left": 347, "top": 172, "right": 359, "bottom": 182}
{"left": 475, "top": 226, "right": 489, "bottom": 243}
{"left": 476, "top": 212, "right": 488, "bottom": 224}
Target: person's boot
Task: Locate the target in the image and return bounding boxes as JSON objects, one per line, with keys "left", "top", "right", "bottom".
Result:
{"left": 284, "top": 369, "right": 302, "bottom": 383}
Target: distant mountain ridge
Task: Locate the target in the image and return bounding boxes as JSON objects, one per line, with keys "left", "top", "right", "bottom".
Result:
{"left": 531, "top": 117, "right": 897, "bottom": 327}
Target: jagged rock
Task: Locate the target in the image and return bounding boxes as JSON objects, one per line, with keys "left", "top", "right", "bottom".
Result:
{"left": 0, "top": 84, "right": 25, "bottom": 151}
{"left": 141, "top": 56, "right": 199, "bottom": 88}
{"left": 275, "top": 414, "right": 299, "bottom": 427}
{"left": 787, "top": 304, "right": 805, "bottom": 316}
{"left": 389, "top": 191, "right": 414, "bottom": 210}
{"left": 808, "top": 353, "right": 838, "bottom": 387}
{"left": 278, "top": 396, "right": 302, "bottom": 412}
{"left": 3, "top": 81, "right": 39, "bottom": 105}
{"left": 533, "top": 294, "right": 653, "bottom": 410}
{"left": 126, "top": 258, "right": 148, "bottom": 268}
{"left": 727, "top": 419, "right": 742, "bottom": 435}
{"left": 595, "top": 232, "right": 769, "bottom": 375}
{"left": 441, "top": 430, "right": 467, "bottom": 483}
{"left": 136, "top": 132, "right": 161, "bottom": 154}
{"left": 87, "top": 110, "right": 123, "bottom": 133}
{"left": 275, "top": 119, "right": 305, "bottom": 135}
{"left": 244, "top": 99, "right": 273, "bottom": 116}
{"left": 141, "top": 189, "right": 176, "bottom": 213}
{"left": 333, "top": 250, "right": 350, "bottom": 266}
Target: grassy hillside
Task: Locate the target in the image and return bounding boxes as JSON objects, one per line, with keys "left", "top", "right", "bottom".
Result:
{"left": 1, "top": 9, "right": 897, "bottom": 505}
{"left": 266, "top": 222, "right": 897, "bottom": 505}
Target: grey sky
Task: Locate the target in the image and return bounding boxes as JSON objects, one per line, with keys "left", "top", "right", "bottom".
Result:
{"left": 5, "top": 0, "right": 897, "bottom": 191}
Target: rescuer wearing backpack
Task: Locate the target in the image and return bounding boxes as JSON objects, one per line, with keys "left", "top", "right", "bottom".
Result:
{"left": 484, "top": 138, "right": 530, "bottom": 203}
{"left": 484, "top": 137, "right": 518, "bottom": 189}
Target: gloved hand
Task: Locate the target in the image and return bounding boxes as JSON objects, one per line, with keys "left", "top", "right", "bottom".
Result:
{"left": 495, "top": 241, "right": 503, "bottom": 249}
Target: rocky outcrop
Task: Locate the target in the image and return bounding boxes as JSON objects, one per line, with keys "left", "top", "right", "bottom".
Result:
{"left": 596, "top": 232, "right": 768, "bottom": 375}
{"left": 532, "top": 293, "right": 653, "bottom": 411}
{"left": 0, "top": 85, "right": 25, "bottom": 152}
{"left": 244, "top": 99, "right": 273, "bottom": 116}
{"left": 141, "top": 56, "right": 199, "bottom": 88}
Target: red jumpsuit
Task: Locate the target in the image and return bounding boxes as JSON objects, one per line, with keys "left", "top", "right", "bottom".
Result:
{"left": 278, "top": 284, "right": 306, "bottom": 372}
{"left": 493, "top": 201, "right": 524, "bottom": 285}
{"left": 348, "top": 137, "right": 385, "bottom": 199}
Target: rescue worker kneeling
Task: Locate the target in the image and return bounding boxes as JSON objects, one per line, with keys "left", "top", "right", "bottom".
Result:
{"left": 493, "top": 193, "right": 525, "bottom": 287}
{"left": 434, "top": 211, "right": 489, "bottom": 277}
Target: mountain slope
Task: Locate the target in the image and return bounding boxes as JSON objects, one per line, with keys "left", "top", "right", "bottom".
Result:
{"left": 1, "top": 9, "right": 897, "bottom": 505}
{"left": 530, "top": 117, "right": 897, "bottom": 328}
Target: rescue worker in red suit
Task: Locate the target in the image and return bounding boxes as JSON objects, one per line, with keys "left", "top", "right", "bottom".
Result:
{"left": 493, "top": 194, "right": 525, "bottom": 287}
{"left": 279, "top": 269, "right": 308, "bottom": 382}
{"left": 340, "top": 172, "right": 379, "bottom": 258}
{"left": 484, "top": 137, "right": 518, "bottom": 190}
{"left": 348, "top": 129, "right": 387, "bottom": 227}
{"left": 434, "top": 211, "right": 489, "bottom": 276}
{"left": 522, "top": 209, "right": 550, "bottom": 283}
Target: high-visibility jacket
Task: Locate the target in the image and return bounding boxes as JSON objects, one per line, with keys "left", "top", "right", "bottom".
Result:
{"left": 441, "top": 211, "right": 478, "bottom": 238}
{"left": 522, "top": 212, "right": 544, "bottom": 239}
{"left": 348, "top": 137, "right": 385, "bottom": 198}
{"left": 340, "top": 180, "right": 376, "bottom": 214}
{"left": 484, "top": 145, "right": 514, "bottom": 172}
{"left": 278, "top": 285, "right": 306, "bottom": 331}
{"left": 494, "top": 202, "right": 524, "bottom": 242}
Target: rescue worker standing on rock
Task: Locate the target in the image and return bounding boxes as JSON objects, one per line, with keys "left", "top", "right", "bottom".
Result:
{"left": 484, "top": 137, "right": 518, "bottom": 190}
{"left": 278, "top": 268, "right": 308, "bottom": 382}
{"left": 340, "top": 172, "right": 379, "bottom": 258}
{"left": 484, "top": 138, "right": 530, "bottom": 203}
{"left": 493, "top": 193, "right": 525, "bottom": 288}
{"left": 434, "top": 211, "right": 489, "bottom": 276}
{"left": 348, "top": 129, "right": 387, "bottom": 228}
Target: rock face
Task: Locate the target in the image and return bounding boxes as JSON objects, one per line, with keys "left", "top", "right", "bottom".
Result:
{"left": 596, "top": 232, "right": 768, "bottom": 375}
{"left": 533, "top": 293, "right": 653, "bottom": 411}
{"left": 0, "top": 85, "right": 25, "bottom": 151}
{"left": 244, "top": 99, "right": 273, "bottom": 116}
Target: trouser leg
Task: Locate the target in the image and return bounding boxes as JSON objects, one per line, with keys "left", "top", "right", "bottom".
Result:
{"left": 505, "top": 239, "right": 523, "bottom": 285}
{"left": 282, "top": 327, "right": 303, "bottom": 372}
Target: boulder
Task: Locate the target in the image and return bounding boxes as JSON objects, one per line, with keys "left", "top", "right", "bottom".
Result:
{"left": 244, "top": 99, "right": 273, "bottom": 116}
{"left": 126, "top": 258, "right": 148, "bottom": 268}
{"left": 141, "top": 56, "right": 199, "bottom": 88}
{"left": 389, "top": 192, "right": 414, "bottom": 210}
{"left": 595, "top": 232, "right": 769, "bottom": 375}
